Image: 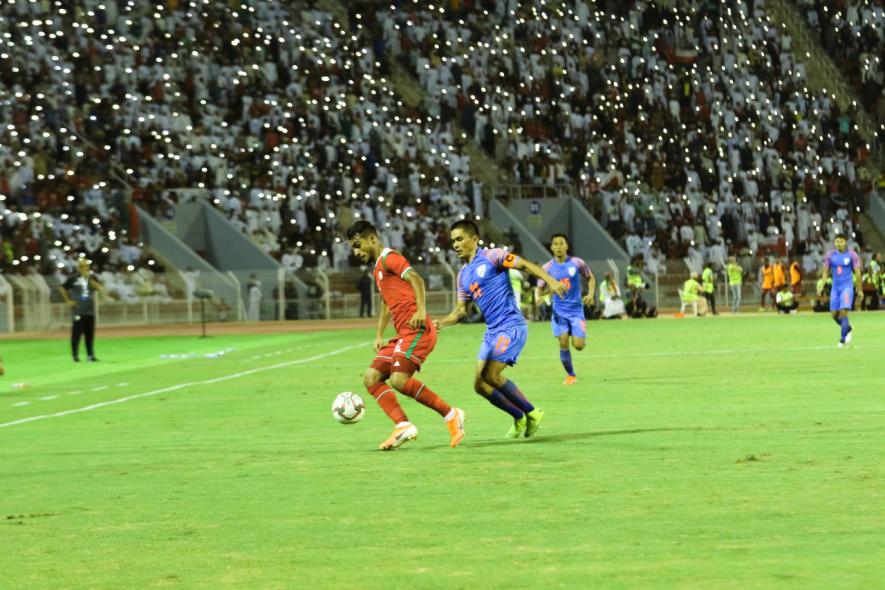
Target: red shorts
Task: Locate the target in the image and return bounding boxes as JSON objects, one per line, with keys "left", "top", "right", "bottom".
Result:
{"left": 791, "top": 283, "right": 802, "bottom": 295}
{"left": 370, "top": 326, "right": 437, "bottom": 377}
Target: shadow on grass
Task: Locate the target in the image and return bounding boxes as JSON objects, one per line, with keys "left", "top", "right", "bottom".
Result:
{"left": 416, "top": 426, "right": 718, "bottom": 451}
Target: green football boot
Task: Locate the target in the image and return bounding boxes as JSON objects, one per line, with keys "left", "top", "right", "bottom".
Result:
{"left": 525, "top": 409, "right": 545, "bottom": 438}
{"left": 505, "top": 416, "right": 527, "bottom": 438}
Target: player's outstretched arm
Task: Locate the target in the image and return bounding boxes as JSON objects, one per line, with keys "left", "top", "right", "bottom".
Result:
{"left": 375, "top": 301, "right": 391, "bottom": 352}
{"left": 404, "top": 270, "right": 427, "bottom": 329}
{"left": 517, "top": 258, "right": 567, "bottom": 297}
{"left": 583, "top": 271, "right": 597, "bottom": 306}
{"left": 434, "top": 300, "right": 467, "bottom": 331}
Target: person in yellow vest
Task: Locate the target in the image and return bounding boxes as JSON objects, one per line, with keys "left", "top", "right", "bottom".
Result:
{"left": 789, "top": 260, "right": 802, "bottom": 296}
{"left": 701, "top": 262, "right": 717, "bottom": 315}
{"left": 681, "top": 272, "right": 707, "bottom": 317}
{"left": 726, "top": 256, "right": 743, "bottom": 313}
{"left": 776, "top": 285, "right": 798, "bottom": 314}
{"left": 759, "top": 258, "right": 774, "bottom": 310}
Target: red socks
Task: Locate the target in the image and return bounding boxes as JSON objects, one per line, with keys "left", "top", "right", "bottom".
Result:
{"left": 366, "top": 382, "right": 407, "bottom": 424}
{"left": 399, "top": 378, "right": 452, "bottom": 418}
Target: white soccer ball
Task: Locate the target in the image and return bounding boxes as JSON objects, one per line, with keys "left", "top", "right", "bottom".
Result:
{"left": 332, "top": 392, "right": 365, "bottom": 424}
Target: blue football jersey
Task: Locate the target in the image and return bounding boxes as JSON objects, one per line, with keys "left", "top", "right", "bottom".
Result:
{"left": 457, "top": 248, "right": 525, "bottom": 331}
{"left": 825, "top": 249, "right": 860, "bottom": 288}
{"left": 538, "top": 256, "right": 592, "bottom": 316}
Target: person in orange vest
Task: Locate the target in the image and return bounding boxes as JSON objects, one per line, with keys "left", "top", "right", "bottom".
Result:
{"left": 759, "top": 258, "right": 775, "bottom": 310}
{"left": 789, "top": 260, "right": 802, "bottom": 296}
{"left": 773, "top": 258, "right": 786, "bottom": 293}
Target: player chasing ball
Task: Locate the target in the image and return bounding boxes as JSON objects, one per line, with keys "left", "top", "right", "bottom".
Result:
{"left": 347, "top": 221, "right": 466, "bottom": 451}
{"left": 435, "top": 220, "right": 567, "bottom": 438}
{"left": 820, "top": 233, "right": 862, "bottom": 348}
{"left": 536, "top": 234, "right": 596, "bottom": 385}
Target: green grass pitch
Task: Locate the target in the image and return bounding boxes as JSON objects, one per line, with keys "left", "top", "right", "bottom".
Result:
{"left": 1, "top": 314, "right": 884, "bottom": 589}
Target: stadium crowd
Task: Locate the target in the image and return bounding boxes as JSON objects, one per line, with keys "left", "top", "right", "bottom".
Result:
{"left": 0, "top": 0, "right": 882, "bottom": 311}
{"left": 794, "top": 0, "right": 885, "bottom": 133}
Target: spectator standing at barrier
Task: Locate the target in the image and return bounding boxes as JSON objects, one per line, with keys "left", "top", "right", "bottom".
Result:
{"left": 59, "top": 259, "right": 103, "bottom": 362}
{"left": 702, "top": 263, "right": 717, "bottom": 315}
{"left": 726, "top": 256, "right": 744, "bottom": 313}
{"left": 358, "top": 267, "right": 373, "bottom": 318}
{"left": 247, "top": 274, "right": 262, "bottom": 321}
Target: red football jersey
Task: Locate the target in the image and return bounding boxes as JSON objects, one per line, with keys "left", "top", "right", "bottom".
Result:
{"left": 373, "top": 248, "right": 430, "bottom": 335}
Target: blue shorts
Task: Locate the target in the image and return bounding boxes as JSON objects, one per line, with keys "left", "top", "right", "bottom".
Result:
{"left": 551, "top": 313, "right": 587, "bottom": 339}
{"left": 830, "top": 285, "right": 854, "bottom": 311}
{"left": 478, "top": 323, "right": 528, "bottom": 366}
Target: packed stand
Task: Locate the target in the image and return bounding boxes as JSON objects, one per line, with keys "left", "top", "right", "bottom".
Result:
{"left": 0, "top": 4, "right": 171, "bottom": 302}
{"left": 794, "top": 0, "right": 885, "bottom": 137}
{"left": 2, "top": 0, "right": 490, "bottom": 274}
{"left": 379, "top": 0, "right": 878, "bottom": 279}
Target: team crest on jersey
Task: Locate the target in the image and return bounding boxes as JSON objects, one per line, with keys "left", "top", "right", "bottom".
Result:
{"left": 843, "top": 257, "right": 850, "bottom": 265}
{"left": 568, "top": 266, "right": 576, "bottom": 277}
{"left": 476, "top": 264, "right": 488, "bottom": 278}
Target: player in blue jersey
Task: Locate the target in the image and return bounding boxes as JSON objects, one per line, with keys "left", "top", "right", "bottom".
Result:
{"left": 435, "top": 220, "right": 567, "bottom": 438}
{"left": 536, "top": 234, "right": 596, "bottom": 385}
{"left": 820, "top": 233, "right": 862, "bottom": 347}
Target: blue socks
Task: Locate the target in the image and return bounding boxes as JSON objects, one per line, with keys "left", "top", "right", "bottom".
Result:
{"left": 560, "top": 349, "right": 575, "bottom": 377}
{"left": 839, "top": 317, "right": 851, "bottom": 342}
{"left": 497, "top": 380, "right": 535, "bottom": 413}
{"left": 485, "top": 390, "right": 524, "bottom": 419}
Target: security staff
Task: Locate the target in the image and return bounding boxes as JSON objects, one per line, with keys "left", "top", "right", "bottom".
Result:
{"left": 59, "top": 259, "right": 103, "bottom": 362}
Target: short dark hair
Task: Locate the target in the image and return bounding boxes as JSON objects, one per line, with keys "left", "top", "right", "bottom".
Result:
{"left": 834, "top": 233, "right": 847, "bottom": 240}
{"left": 450, "top": 219, "right": 480, "bottom": 237}
{"left": 346, "top": 220, "right": 378, "bottom": 240}
{"left": 549, "top": 233, "right": 569, "bottom": 246}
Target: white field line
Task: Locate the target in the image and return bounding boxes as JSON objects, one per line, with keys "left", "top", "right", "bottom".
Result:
{"left": 39, "top": 396, "right": 58, "bottom": 401}
{"left": 311, "top": 343, "right": 884, "bottom": 369}
{"left": 13, "top": 402, "right": 30, "bottom": 407}
{"left": 0, "top": 342, "right": 368, "bottom": 430}
{"left": 92, "top": 386, "right": 108, "bottom": 391}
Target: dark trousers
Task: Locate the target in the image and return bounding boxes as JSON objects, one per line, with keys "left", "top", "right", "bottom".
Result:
{"left": 72, "top": 314, "right": 96, "bottom": 359}
{"left": 704, "top": 292, "right": 717, "bottom": 314}
{"left": 359, "top": 294, "right": 372, "bottom": 317}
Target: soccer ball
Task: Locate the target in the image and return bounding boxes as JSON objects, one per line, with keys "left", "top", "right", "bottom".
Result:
{"left": 332, "top": 392, "right": 365, "bottom": 424}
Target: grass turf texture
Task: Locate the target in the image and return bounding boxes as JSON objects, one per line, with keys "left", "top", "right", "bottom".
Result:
{"left": 1, "top": 315, "right": 884, "bottom": 589}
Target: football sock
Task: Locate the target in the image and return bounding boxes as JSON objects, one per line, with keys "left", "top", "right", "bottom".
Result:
{"left": 497, "top": 380, "right": 535, "bottom": 413}
{"left": 559, "top": 349, "right": 575, "bottom": 376}
{"left": 839, "top": 317, "right": 851, "bottom": 341}
{"left": 366, "top": 382, "right": 408, "bottom": 424}
{"left": 485, "top": 390, "right": 524, "bottom": 419}
{"left": 399, "top": 378, "right": 451, "bottom": 418}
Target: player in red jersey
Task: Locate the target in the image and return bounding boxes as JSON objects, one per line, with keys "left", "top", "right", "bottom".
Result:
{"left": 347, "top": 220, "right": 465, "bottom": 450}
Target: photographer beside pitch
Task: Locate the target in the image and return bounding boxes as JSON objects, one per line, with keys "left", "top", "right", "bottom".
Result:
{"left": 435, "top": 220, "right": 567, "bottom": 438}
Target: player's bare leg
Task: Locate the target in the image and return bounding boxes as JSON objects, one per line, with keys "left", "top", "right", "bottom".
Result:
{"left": 482, "top": 361, "right": 544, "bottom": 438}
{"left": 389, "top": 370, "right": 464, "bottom": 448}
{"left": 363, "top": 368, "right": 416, "bottom": 450}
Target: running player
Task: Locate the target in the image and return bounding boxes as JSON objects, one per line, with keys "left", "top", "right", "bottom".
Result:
{"left": 820, "top": 233, "right": 862, "bottom": 347}
{"left": 435, "top": 220, "right": 567, "bottom": 438}
{"left": 536, "top": 234, "right": 596, "bottom": 385}
{"left": 347, "top": 221, "right": 465, "bottom": 450}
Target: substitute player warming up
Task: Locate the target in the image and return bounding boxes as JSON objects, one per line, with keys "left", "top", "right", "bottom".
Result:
{"left": 435, "top": 220, "right": 567, "bottom": 438}
{"left": 821, "top": 233, "right": 862, "bottom": 348}
{"left": 347, "top": 221, "right": 465, "bottom": 450}
{"left": 536, "top": 234, "right": 596, "bottom": 385}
